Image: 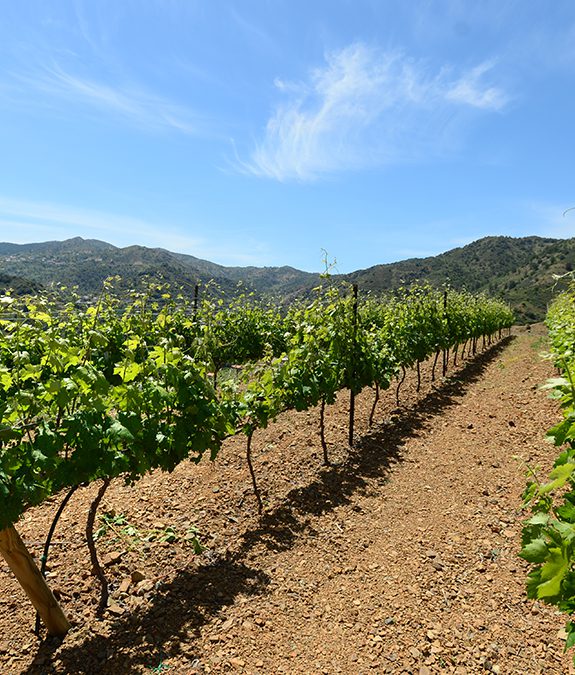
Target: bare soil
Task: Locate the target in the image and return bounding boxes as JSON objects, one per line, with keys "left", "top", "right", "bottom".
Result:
{"left": 1, "top": 327, "right": 573, "bottom": 674}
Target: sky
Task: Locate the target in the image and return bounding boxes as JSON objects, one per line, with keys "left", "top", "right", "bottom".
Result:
{"left": 0, "top": 1, "right": 574, "bottom": 273}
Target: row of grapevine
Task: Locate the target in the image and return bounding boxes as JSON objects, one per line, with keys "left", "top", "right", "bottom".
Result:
{"left": 521, "top": 284, "right": 575, "bottom": 660}
{"left": 0, "top": 281, "right": 513, "bottom": 633}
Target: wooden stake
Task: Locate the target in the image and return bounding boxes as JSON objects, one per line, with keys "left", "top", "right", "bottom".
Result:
{"left": 348, "top": 284, "right": 359, "bottom": 448}
{"left": 0, "top": 525, "right": 71, "bottom": 637}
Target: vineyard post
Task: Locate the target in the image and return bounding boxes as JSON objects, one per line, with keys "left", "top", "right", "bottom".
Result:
{"left": 348, "top": 283, "right": 359, "bottom": 447}
{"left": 442, "top": 291, "right": 448, "bottom": 376}
{"left": 0, "top": 526, "right": 71, "bottom": 637}
{"left": 193, "top": 283, "right": 199, "bottom": 316}
{"left": 320, "top": 397, "right": 329, "bottom": 465}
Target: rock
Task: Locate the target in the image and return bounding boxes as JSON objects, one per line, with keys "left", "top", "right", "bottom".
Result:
{"left": 131, "top": 570, "right": 146, "bottom": 583}
{"left": 119, "top": 577, "right": 131, "bottom": 594}
{"left": 229, "top": 657, "right": 245, "bottom": 669}
{"left": 136, "top": 579, "right": 155, "bottom": 596}
{"left": 108, "top": 604, "right": 125, "bottom": 616}
{"left": 102, "top": 550, "right": 123, "bottom": 566}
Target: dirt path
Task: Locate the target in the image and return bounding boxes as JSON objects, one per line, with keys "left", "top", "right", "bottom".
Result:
{"left": 1, "top": 328, "right": 572, "bottom": 674}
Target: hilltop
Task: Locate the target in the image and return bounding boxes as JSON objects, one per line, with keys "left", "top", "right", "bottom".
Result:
{"left": 1, "top": 235, "right": 574, "bottom": 322}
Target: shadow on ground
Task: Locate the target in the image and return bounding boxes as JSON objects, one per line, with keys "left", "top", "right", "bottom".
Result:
{"left": 26, "top": 336, "right": 514, "bottom": 674}
{"left": 26, "top": 557, "right": 269, "bottom": 674}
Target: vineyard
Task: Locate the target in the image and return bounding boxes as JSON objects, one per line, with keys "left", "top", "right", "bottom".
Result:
{"left": 0, "top": 280, "right": 572, "bottom": 672}
{"left": 0, "top": 282, "right": 513, "bottom": 529}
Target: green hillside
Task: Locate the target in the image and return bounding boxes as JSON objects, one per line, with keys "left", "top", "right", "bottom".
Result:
{"left": 346, "top": 236, "right": 575, "bottom": 323}
{"left": 1, "top": 235, "right": 574, "bottom": 322}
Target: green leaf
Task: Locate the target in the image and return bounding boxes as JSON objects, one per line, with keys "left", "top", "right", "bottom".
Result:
{"left": 539, "top": 463, "right": 575, "bottom": 494}
{"left": 537, "top": 548, "right": 569, "bottom": 598}
{"left": 519, "top": 538, "right": 549, "bottom": 563}
{"left": 107, "top": 420, "right": 135, "bottom": 443}
{"left": 564, "top": 621, "right": 575, "bottom": 651}
{"left": 528, "top": 512, "right": 550, "bottom": 526}
{"left": 541, "top": 377, "right": 569, "bottom": 390}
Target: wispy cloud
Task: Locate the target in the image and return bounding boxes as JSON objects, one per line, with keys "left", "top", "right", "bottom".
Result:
{"left": 0, "top": 196, "right": 270, "bottom": 266}
{"left": 0, "top": 196, "right": 196, "bottom": 246}
{"left": 446, "top": 61, "right": 508, "bottom": 110}
{"left": 239, "top": 43, "right": 509, "bottom": 181}
{"left": 12, "top": 63, "right": 205, "bottom": 135}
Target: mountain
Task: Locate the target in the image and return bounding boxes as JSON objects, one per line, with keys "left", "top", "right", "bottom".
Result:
{"left": 1, "top": 235, "right": 574, "bottom": 322}
{"left": 347, "top": 236, "right": 575, "bottom": 323}
{"left": 0, "top": 237, "right": 320, "bottom": 300}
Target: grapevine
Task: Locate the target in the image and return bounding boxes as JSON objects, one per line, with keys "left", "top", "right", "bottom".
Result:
{"left": 521, "top": 282, "right": 575, "bottom": 661}
{"left": 0, "top": 279, "right": 514, "bottom": 630}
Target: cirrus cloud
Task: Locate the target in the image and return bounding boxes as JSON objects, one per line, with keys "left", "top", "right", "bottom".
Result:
{"left": 239, "top": 43, "right": 510, "bottom": 181}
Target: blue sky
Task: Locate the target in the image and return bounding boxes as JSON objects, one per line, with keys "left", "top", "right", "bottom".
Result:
{"left": 0, "top": 1, "right": 574, "bottom": 272}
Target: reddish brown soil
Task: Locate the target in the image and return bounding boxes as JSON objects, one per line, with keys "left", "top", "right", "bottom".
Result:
{"left": 1, "top": 328, "right": 573, "bottom": 674}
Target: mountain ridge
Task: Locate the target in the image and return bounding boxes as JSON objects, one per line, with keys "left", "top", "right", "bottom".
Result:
{"left": 1, "top": 235, "right": 574, "bottom": 322}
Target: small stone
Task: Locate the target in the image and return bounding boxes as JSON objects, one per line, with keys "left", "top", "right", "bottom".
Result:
{"left": 136, "top": 579, "right": 155, "bottom": 595}
{"left": 229, "top": 657, "right": 245, "bottom": 669}
{"left": 102, "top": 550, "right": 123, "bottom": 566}
{"left": 108, "top": 604, "right": 124, "bottom": 616}
{"left": 131, "top": 570, "right": 146, "bottom": 583}
{"left": 221, "top": 618, "right": 234, "bottom": 631}
{"left": 119, "top": 578, "right": 131, "bottom": 594}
